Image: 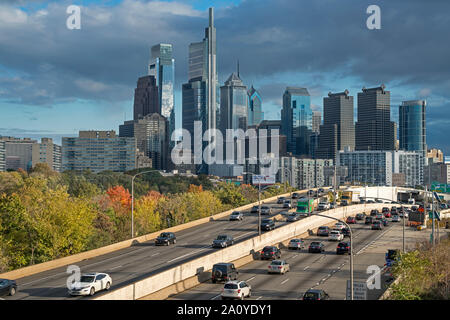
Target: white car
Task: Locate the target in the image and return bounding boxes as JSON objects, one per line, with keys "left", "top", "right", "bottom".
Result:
{"left": 334, "top": 222, "right": 345, "bottom": 230}
{"left": 68, "top": 273, "right": 112, "bottom": 296}
{"left": 221, "top": 281, "right": 251, "bottom": 300}
{"left": 329, "top": 230, "right": 344, "bottom": 241}
{"left": 392, "top": 215, "right": 400, "bottom": 222}
{"left": 268, "top": 260, "right": 290, "bottom": 274}
{"left": 318, "top": 202, "right": 329, "bottom": 210}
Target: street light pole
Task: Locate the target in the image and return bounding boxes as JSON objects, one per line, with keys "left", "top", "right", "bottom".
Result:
{"left": 131, "top": 170, "right": 154, "bottom": 239}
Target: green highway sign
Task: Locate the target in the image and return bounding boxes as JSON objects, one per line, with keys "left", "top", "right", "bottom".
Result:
{"left": 431, "top": 182, "right": 450, "bottom": 194}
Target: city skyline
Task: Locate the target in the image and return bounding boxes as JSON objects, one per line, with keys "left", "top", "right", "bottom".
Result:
{"left": 0, "top": 0, "right": 449, "bottom": 154}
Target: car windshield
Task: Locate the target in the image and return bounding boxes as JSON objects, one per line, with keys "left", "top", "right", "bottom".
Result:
{"left": 304, "top": 292, "right": 319, "bottom": 298}
{"left": 80, "top": 275, "right": 95, "bottom": 283}
{"left": 290, "top": 239, "right": 300, "bottom": 243}
{"left": 231, "top": 212, "right": 239, "bottom": 216}
{"left": 319, "top": 227, "right": 327, "bottom": 230}
{"left": 263, "top": 247, "right": 274, "bottom": 252}
{"left": 261, "top": 206, "right": 269, "bottom": 209}
{"left": 224, "top": 283, "right": 238, "bottom": 289}
{"left": 271, "top": 261, "right": 282, "bottom": 265}
{"left": 262, "top": 219, "right": 272, "bottom": 223}
{"left": 311, "top": 242, "right": 320, "bottom": 246}
{"left": 331, "top": 231, "right": 340, "bottom": 235}
{"left": 338, "top": 243, "right": 349, "bottom": 247}
{"left": 216, "top": 235, "right": 228, "bottom": 240}
{"left": 0, "top": 279, "right": 8, "bottom": 286}
{"left": 160, "top": 233, "right": 169, "bottom": 238}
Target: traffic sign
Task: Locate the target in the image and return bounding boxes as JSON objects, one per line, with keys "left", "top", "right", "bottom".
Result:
{"left": 252, "top": 175, "right": 275, "bottom": 185}
{"left": 346, "top": 280, "right": 367, "bottom": 300}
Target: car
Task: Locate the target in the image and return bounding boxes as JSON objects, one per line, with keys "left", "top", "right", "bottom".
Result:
{"left": 68, "top": 273, "right": 112, "bottom": 296}
{"left": 329, "top": 230, "right": 344, "bottom": 241}
{"left": 411, "top": 205, "right": 418, "bottom": 211}
{"left": 291, "top": 192, "right": 300, "bottom": 199}
{"left": 329, "top": 202, "right": 337, "bottom": 209}
{"left": 277, "top": 196, "right": 286, "bottom": 204}
{"left": 317, "top": 226, "right": 331, "bottom": 236}
{"left": 229, "top": 211, "right": 244, "bottom": 221}
{"left": 381, "top": 218, "right": 389, "bottom": 226}
{"left": 155, "top": 232, "right": 176, "bottom": 246}
{"left": 365, "top": 216, "right": 374, "bottom": 224}
{"left": 367, "top": 199, "right": 375, "bottom": 204}
{"left": 212, "top": 263, "right": 238, "bottom": 283}
{"left": 355, "top": 213, "right": 366, "bottom": 220}
{"left": 250, "top": 206, "right": 260, "bottom": 213}
{"left": 375, "top": 213, "right": 384, "bottom": 220}
{"left": 260, "top": 246, "right": 281, "bottom": 260}
{"left": 302, "top": 289, "right": 330, "bottom": 300}
{"left": 375, "top": 198, "right": 383, "bottom": 203}
{"left": 288, "top": 238, "right": 305, "bottom": 250}
{"left": 279, "top": 210, "right": 291, "bottom": 217}
{"left": 334, "top": 222, "right": 346, "bottom": 230}
{"left": 261, "top": 218, "right": 275, "bottom": 231}
{"left": 221, "top": 281, "right": 251, "bottom": 300}
{"left": 268, "top": 260, "right": 290, "bottom": 274}
{"left": 392, "top": 215, "right": 400, "bottom": 222}
{"left": 307, "top": 190, "right": 315, "bottom": 197}
{"left": 308, "top": 241, "right": 325, "bottom": 253}
{"left": 370, "top": 209, "right": 379, "bottom": 217}
{"left": 336, "top": 241, "right": 351, "bottom": 255}
{"left": 0, "top": 279, "right": 17, "bottom": 297}
{"left": 287, "top": 213, "right": 301, "bottom": 222}
{"left": 318, "top": 188, "right": 325, "bottom": 194}
{"left": 341, "top": 227, "right": 351, "bottom": 237}
{"left": 371, "top": 221, "right": 383, "bottom": 230}
{"left": 283, "top": 200, "right": 292, "bottom": 209}
{"left": 346, "top": 216, "right": 356, "bottom": 224}
{"left": 341, "top": 199, "right": 349, "bottom": 206}
{"left": 212, "top": 234, "right": 234, "bottom": 248}
{"left": 260, "top": 206, "right": 272, "bottom": 215}
{"left": 382, "top": 207, "right": 390, "bottom": 213}
{"left": 318, "top": 202, "right": 330, "bottom": 211}
{"left": 384, "top": 211, "right": 391, "bottom": 218}
{"left": 359, "top": 199, "right": 366, "bottom": 204}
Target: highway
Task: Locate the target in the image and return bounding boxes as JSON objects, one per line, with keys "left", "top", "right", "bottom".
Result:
{"left": 5, "top": 193, "right": 300, "bottom": 300}
{"left": 168, "top": 211, "right": 406, "bottom": 300}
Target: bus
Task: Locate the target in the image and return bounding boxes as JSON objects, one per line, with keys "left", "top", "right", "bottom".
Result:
{"left": 297, "top": 198, "right": 314, "bottom": 216}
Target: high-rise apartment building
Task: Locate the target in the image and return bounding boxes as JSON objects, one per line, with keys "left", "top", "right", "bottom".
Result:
{"left": 182, "top": 7, "right": 218, "bottom": 174}
{"left": 317, "top": 90, "right": 355, "bottom": 160}
{"left": 119, "top": 113, "right": 169, "bottom": 170}
{"left": 355, "top": 85, "right": 395, "bottom": 151}
{"left": 399, "top": 100, "right": 426, "bottom": 163}
{"left": 0, "top": 136, "right": 37, "bottom": 171}
{"left": 219, "top": 72, "right": 248, "bottom": 133}
{"left": 133, "top": 75, "right": 159, "bottom": 120}
{"left": 0, "top": 140, "right": 5, "bottom": 172}
{"left": 62, "top": 131, "right": 137, "bottom": 173}
{"left": 32, "top": 138, "right": 62, "bottom": 172}
{"left": 279, "top": 157, "right": 334, "bottom": 189}
{"left": 148, "top": 43, "right": 175, "bottom": 145}
{"left": 247, "top": 86, "right": 263, "bottom": 126}
{"left": 281, "top": 87, "right": 312, "bottom": 156}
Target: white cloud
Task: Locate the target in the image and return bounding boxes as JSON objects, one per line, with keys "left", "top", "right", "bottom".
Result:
{"left": 0, "top": 5, "right": 28, "bottom": 25}
{"left": 75, "top": 79, "right": 109, "bottom": 93}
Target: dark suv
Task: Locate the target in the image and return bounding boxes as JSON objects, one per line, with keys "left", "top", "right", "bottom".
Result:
{"left": 336, "top": 241, "right": 351, "bottom": 255}
{"left": 302, "top": 289, "right": 330, "bottom": 300}
{"left": 261, "top": 218, "right": 275, "bottom": 231}
{"left": 260, "top": 246, "right": 281, "bottom": 260}
{"left": 155, "top": 232, "right": 176, "bottom": 246}
{"left": 370, "top": 209, "right": 379, "bottom": 217}
{"left": 365, "top": 216, "right": 373, "bottom": 224}
{"left": 211, "top": 263, "right": 238, "bottom": 283}
{"left": 317, "top": 226, "right": 330, "bottom": 236}
{"left": 212, "top": 235, "right": 234, "bottom": 248}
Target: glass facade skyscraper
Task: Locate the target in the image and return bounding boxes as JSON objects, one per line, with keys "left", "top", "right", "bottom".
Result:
{"left": 220, "top": 72, "right": 248, "bottom": 133}
{"left": 399, "top": 100, "right": 426, "bottom": 160}
{"left": 149, "top": 43, "right": 175, "bottom": 144}
{"left": 247, "top": 86, "right": 263, "bottom": 126}
{"left": 281, "top": 87, "right": 312, "bottom": 156}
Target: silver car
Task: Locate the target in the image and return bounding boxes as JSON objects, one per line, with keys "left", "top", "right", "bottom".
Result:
{"left": 221, "top": 281, "right": 251, "bottom": 300}
{"left": 288, "top": 238, "right": 305, "bottom": 250}
{"left": 260, "top": 206, "right": 272, "bottom": 215}
{"left": 267, "top": 260, "right": 290, "bottom": 274}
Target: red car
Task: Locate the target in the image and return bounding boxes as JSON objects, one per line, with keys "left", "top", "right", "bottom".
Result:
{"left": 384, "top": 212, "right": 391, "bottom": 218}
{"left": 346, "top": 216, "right": 356, "bottom": 224}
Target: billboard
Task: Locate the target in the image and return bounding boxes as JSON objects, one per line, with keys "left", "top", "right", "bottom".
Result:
{"left": 252, "top": 175, "right": 276, "bottom": 185}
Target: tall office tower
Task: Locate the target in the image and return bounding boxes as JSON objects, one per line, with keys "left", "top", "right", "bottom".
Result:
{"left": 247, "top": 86, "right": 263, "bottom": 126}
{"left": 281, "top": 87, "right": 312, "bottom": 156}
{"left": 0, "top": 140, "right": 5, "bottom": 172}
{"left": 399, "top": 100, "right": 426, "bottom": 161}
{"left": 182, "top": 7, "right": 218, "bottom": 173}
{"left": 355, "top": 84, "right": 395, "bottom": 151}
{"left": 312, "top": 111, "right": 322, "bottom": 134}
{"left": 133, "top": 75, "right": 159, "bottom": 120}
{"left": 148, "top": 44, "right": 175, "bottom": 145}
{"left": 316, "top": 90, "right": 355, "bottom": 160}
{"left": 62, "top": 131, "right": 137, "bottom": 173}
{"left": 0, "top": 136, "right": 37, "bottom": 171}
{"left": 119, "top": 113, "right": 169, "bottom": 170}
{"left": 32, "top": 138, "right": 62, "bottom": 172}
{"left": 220, "top": 72, "right": 248, "bottom": 134}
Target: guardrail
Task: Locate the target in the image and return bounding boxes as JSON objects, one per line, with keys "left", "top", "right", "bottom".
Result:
{"left": 0, "top": 188, "right": 310, "bottom": 280}
{"left": 94, "top": 203, "right": 390, "bottom": 300}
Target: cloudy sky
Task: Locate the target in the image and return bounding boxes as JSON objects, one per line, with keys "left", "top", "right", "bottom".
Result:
{"left": 0, "top": 0, "right": 449, "bottom": 153}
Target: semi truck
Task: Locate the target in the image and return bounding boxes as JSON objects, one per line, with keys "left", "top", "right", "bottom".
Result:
{"left": 340, "top": 190, "right": 360, "bottom": 205}
{"left": 297, "top": 198, "right": 315, "bottom": 216}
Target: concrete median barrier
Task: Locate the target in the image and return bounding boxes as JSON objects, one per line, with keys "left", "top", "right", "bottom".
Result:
{"left": 94, "top": 203, "right": 391, "bottom": 300}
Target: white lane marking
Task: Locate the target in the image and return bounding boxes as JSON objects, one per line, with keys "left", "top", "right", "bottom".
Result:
{"left": 246, "top": 276, "right": 256, "bottom": 282}
{"left": 292, "top": 254, "right": 299, "bottom": 258}
{"left": 151, "top": 252, "right": 160, "bottom": 256}
{"left": 303, "top": 266, "right": 310, "bottom": 271}
{"left": 210, "top": 294, "right": 221, "bottom": 300}
{"left": 256, "top": 296, "right": 262, "bottom": 300}
{"left": 281, "top": 278, "right": 289, "bottom": 285}
{"left": 109, "top": 265, "right": 122, "bottom": 270}
{"left": 166, "top": 245, "right": 211, "bottom": 263}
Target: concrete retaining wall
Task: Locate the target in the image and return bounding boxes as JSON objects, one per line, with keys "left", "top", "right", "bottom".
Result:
{"left": 0, "top": 189, "right": 306, "bottom": 280}
{"left": 95, "top": 203, "right": 388, "bottom": 300}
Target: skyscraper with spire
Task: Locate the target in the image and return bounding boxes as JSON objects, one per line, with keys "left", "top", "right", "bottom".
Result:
{"left": 182, "top": 7, "right": 219, "bottom": 173}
